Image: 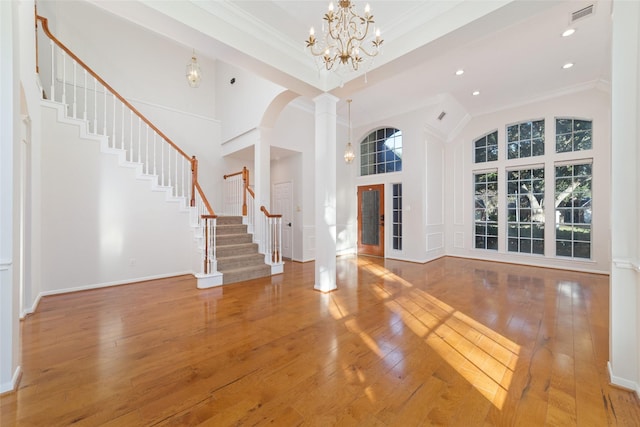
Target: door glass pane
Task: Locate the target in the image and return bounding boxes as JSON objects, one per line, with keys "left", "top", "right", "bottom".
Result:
{"left": 361, "top": 190, "right": 379, "bottom": 245}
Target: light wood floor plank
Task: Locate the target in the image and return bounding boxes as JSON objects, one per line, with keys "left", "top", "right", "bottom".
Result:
{"left": 2, "top": 256, "right": 640, "bottom": 426}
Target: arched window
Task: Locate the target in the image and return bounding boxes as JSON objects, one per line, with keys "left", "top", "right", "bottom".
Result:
{"left": 360, "top": 127, "right": 402, "bottom": 176}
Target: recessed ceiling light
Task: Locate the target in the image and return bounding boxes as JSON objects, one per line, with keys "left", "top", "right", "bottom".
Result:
{"left": 455, "top": 69, "right": 464, "bottom": 76}
{"left": 562, "top": 62, "right": 574, "bottom": 69}
{"left": 472, "top": 90, "right": 480, "bottom": 96}
{"left": 562, "top": 28, "right": 576, "bottom": 37}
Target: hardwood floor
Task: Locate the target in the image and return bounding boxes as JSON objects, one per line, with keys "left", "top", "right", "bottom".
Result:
{"left": 2, "top": 256, "right": 639, "bottom": 426}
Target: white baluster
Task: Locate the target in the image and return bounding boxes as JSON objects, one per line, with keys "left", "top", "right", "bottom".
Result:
{"left": 112, "top": 95, "right": 116, "bottom": 149}
{"left": 182, "top": 157, "right": 187, "bottom": 198}
{"left": 61, "top": 51, "right": 66, "bottom": 107}
{"left": 174, "top": 150, "right": 178, "bottom": 197}
{"left": 161, "top": 139, "right": 165, "bottom": 186}
{"left": 137, "top": 117, "right": 141, "bottom": 163}
{"left": 120, "top": 101, "right": 125, "bottom": 150}
{"left": 93, "top": 78, "right": 97, "bottom": 133}
{"left": 168, "top": 148, "right": 172, "bottom": 188}
{"left": 212, "top": 217, "right": 217, "bottom": 266}
{"left": 145, "top": 124, "right": 149, "bottom": 174}
{"left": 72, "top": 62, "right": 77, "bottom": 118}
{"left": 103, "top": 85, "right": 107, "bottom": 135}
{"left": 49, "top": 40, "right": 55, "bottom": 101}
{"left": 129, "top": 110, "right": 133, "bottom": 161}
{"left": 83, "top": 70, "right": 87, "bottom": 120}
{"left": 278, "top": 217, "right": 282, "bottom": 263}
{"left": 153, "top": 133, "right": 157, "bottom": 176}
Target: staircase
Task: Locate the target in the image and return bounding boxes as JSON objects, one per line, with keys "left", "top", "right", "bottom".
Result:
{"left": 35, "top": 14, "right": 282, "bottom": 290}
{"left": 216, "top": 216, "right": 271, "bottom": 284}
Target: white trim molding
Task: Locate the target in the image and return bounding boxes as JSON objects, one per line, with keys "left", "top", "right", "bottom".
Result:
{"left": 608, "top": 362, "right": 640, "bottom": 398}
{"left": 612, "top": 258, "right": 640, "bottom": 272}
{"left": 0, "top": 366, "right": 21, "bottom": 395}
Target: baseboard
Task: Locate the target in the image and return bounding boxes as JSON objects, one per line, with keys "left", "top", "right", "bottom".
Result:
{"left": 608, "top": 361, "right": 640, "bottom": 397}
{"left": 0, "top": 366, "right": 21, "bottom": 395}
{"left": 195, "top": 272, "right": 223, "bottom": 289}
{"left": 21, "top": 293, "right": 42, "bottom": 319}
{"left": 37, "top": 271, "right": 194, "bottom": 299}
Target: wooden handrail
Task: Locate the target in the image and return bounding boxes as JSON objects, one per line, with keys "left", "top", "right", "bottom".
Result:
{"left": 223, "top": 171, "right": 243, "bottom": 179}
{"left": 36, "top": 15, "right": 191, "bottom": 161}
{"left": 195, "top": 182, "right": 215, "bottom": 216}
{"left": 260, "top": 206, "right": 282, "bottom": 218}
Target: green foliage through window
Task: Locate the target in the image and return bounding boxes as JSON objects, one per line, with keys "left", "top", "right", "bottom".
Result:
{"left": 556, "top": 118, "right": 592, "bottom": 153}
{"left": 474, "top": 171, "right": 498, "bottom": 250}
{"left": 555, "top": 163, "right": 592, "bottom": 258}
{"left": 360, "top": 128, "right": 402, "bottom": 176}
{"left": 506, "top": 167, "right": 545, "bottom": 255}
{"left": 507, "top": 120, "right": 544, "bottom": 159}
{"left": 474, "top": 130, "right": 498, "bottom": 163}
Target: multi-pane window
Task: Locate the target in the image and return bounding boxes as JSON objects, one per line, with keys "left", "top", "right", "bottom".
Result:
{"left": 474, "top": 131, "right": 498, "bottom": 163}
{"left": 507, "top": 167, "right": 545, "bottom": 255}
{"left": 555, "top": 163, "right": 592, "bottom": 258}
{"left": 360, "top": 128, "right": 402, "bottom": 176}
{"left": 556, "top": 118, "right": 592, "bottom": 153}
{"left": 392, "top": 183, "right": 402, "bottom": 251}
{"left": 474, "top": 171, "right": 498, "bottom": 250}
{"left": 507, "top": 120, "right": 545, "bottom": 159}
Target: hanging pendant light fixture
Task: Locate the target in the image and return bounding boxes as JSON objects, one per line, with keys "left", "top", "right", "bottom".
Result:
{"left": 306, "top": 1, "right": 383, "bottom": 73}
{"left": 186, "top": 49, "right": 202, "bottom": 88}
{"left": 344, "top": 99, "right": 355, "bottom": 164}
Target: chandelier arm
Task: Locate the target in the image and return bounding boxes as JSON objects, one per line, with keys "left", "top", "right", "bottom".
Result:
{"left": 357, "top": 44, "right": 381, "bottom": 58}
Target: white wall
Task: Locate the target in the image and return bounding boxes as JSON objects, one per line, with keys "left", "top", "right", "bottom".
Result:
{"left": 352, "top": 106, "right": 444, "bottom": 264}
{"left": 271, "top": 100, "right": 329, "bottom": 262}
{"left": 271, "top": 153, "right": 303, "bottom": 261}
{"left": 38, "top": 0, "right": 216, "bottom": 119}
{"left": 36, "top": 1, "right": 218, "bottom": 198}
{"left": 446, "top": 88, "right": 611, "bottom": 273}
{"left": 216, "top": 62, "right": 285, "bottom": 143}
{"left": 131, "top": 100, "right": 223, "bottom": 212}
{"left": 39, "top": 103, "right": 198, "bottom": 294}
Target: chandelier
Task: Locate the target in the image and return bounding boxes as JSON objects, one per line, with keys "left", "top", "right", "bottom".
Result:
{"left": 305, "top": 1, "right": 383, "bottom": 72}
{"left": 344, "top": 99, "right": 355, "bottom": 163}
{"left": 186, "top": 49, "right": 202, "bottom": 88}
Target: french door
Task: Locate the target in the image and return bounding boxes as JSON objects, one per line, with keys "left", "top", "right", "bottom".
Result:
{"left": 357, "top": 184, "right": 385, "bottom": 257}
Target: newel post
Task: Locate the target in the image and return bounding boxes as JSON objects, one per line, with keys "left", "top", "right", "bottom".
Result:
{"left": 242, "top": 166, "right": 249, "bottom": 216}
{"left": 190, "top": 155, "right": 197, "bottom": 207}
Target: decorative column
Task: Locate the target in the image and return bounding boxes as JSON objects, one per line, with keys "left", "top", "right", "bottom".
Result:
{"left": 0, "top": 0, "right": 19, "bottom": 394}
{"left": 313, "top": 93, "right": 339, "bottom": 292}
{"left": 609, "top": 0, "right": 640, "bottom": 392}
{"left": 254, "top": 128, "right": 271, "bottom": 253}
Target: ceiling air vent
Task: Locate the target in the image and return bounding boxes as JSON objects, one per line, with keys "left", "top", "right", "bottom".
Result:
{"left": 571, "top": 4, "right": 594, "bottom": 23}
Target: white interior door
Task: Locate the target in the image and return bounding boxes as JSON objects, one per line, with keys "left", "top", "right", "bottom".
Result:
{"left": 273, "top": 181, "right": 293, "bottom": 259}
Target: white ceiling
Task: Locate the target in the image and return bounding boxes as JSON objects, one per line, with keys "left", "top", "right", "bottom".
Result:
{"left": 90, "top": 0, "right": 612, "bottom": 137}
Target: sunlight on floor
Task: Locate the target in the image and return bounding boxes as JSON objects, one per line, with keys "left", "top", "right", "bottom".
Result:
{"left": 353, "top": 258, "right": 521, "bottom": 409}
